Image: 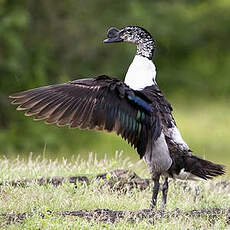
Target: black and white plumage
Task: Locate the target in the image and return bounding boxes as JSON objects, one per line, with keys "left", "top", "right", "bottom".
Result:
{"left": 9, "top": 25, "right": 225, "bottom": 209}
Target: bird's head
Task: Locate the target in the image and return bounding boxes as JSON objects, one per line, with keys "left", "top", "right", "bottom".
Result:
{"left": 104, "top": 26, "right": 155, "bottom": 59}
{"left": 104, "top": 26, "right": 152, "bottom": 44}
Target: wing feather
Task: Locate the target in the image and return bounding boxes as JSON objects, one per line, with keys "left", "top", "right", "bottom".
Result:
{"left": 9, "top": 75, "right": 162, "bottom": 158}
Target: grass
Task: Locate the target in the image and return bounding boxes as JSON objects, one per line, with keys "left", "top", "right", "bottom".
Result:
{"left": 0, "top": 153, "right": 230, "bottom": 229}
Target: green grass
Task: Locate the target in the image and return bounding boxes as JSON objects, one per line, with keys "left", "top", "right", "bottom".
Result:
{"left": 0, "top": 153, "right": 230, "bottom": 229}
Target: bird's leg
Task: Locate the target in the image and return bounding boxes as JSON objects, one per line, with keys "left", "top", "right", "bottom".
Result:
{"left": 161, "top": 177, "right": 169, "bottom": 209}
{"left": 150, "top": 176, "right": 160, "bottom": 210}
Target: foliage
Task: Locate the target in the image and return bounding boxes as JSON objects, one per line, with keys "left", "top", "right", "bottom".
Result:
{"left": 0, "top": 1, "right": 230, "bottom": 155}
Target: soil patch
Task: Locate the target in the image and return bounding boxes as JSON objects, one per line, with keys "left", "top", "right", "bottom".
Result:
{"left": 0, "top": 169, "right": 150, "bottom": 191}
{"left": 1, "top": 208, "right": 230, "bottom": 226}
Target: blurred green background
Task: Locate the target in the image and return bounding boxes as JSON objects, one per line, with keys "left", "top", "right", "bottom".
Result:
{"left": 0, "top": 0, "right": 229, "bottom": 170}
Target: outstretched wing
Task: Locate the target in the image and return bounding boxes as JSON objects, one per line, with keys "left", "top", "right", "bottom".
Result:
{"left": 9, "top": 75, "right": 162, "bottom": 158}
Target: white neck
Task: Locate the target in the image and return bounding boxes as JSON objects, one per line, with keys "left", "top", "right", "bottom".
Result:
{"left": 124, "top": 55, "right": 156, "bottom": 90}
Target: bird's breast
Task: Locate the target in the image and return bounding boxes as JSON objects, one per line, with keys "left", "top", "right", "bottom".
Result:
{"left": 124, "top": 55, "right": 156, "bottom": 90}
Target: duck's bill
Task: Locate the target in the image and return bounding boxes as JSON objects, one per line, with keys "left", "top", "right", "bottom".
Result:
{"left": 103, "top": 37, "right": 123, "bottom": 43}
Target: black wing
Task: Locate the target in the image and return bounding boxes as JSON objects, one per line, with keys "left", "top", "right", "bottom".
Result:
{"left": 137, "top": 84, "right": 174, "bottom": 129}
{"left": 9, "top": 75, "right": 162, "bottom": 158}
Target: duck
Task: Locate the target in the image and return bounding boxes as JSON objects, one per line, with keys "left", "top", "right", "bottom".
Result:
{"left": 9, "top": 25, "right": 225, "bottom": 209}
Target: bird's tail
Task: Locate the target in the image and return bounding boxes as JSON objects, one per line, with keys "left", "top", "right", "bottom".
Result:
{"left": 184, "top": 155, "right": 225, "bottom": 180}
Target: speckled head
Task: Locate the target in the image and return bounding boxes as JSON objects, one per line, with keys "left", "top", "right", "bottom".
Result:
{"left": 104, "top": 26, "right": 155, "bottom": 60}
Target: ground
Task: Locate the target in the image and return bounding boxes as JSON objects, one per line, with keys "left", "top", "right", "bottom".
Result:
{"left": 0, "top": 153, "right": 230, "bottom": 229}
